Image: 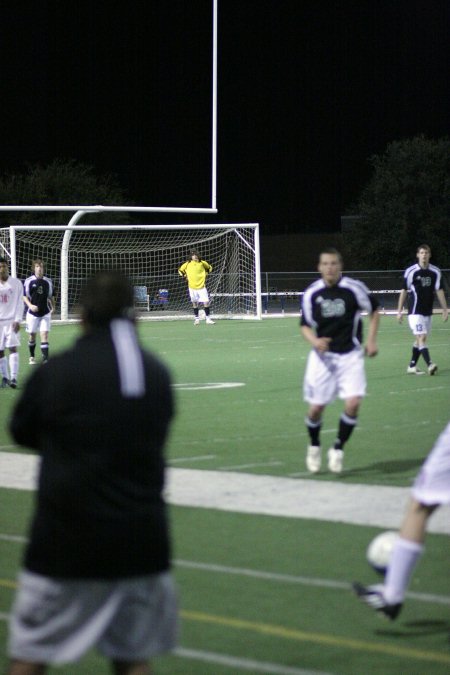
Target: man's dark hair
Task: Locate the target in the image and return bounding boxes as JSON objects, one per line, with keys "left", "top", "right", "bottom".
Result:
{"left": 80, "top": 271, "right": 134, "bottom": 326}
{"left": 319, "top": 247, "right": 343, "bottom": 263}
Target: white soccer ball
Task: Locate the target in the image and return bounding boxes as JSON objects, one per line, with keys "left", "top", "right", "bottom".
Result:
{"left": 366, "top": 530, "right": 399, "bottom": 575}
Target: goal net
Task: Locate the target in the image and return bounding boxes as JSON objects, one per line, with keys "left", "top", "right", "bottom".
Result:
{"left": 0, "top": 224, "right": 261, "bottom": 321}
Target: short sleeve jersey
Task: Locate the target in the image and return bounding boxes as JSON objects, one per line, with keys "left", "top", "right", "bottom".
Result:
{"left": 178, "top": 260, "right": 212, "bottom": 290}
{"left": 402, "top": 263, "right": 442, "bottom": 316}
{"left": 0, "top": 276, "right": 24, "bottom": 324}
{"left": 301, "top": 276, "right": 379, "bottom": 354}
{"left": 24, "top": 274, "right": 53, "bottom": 317}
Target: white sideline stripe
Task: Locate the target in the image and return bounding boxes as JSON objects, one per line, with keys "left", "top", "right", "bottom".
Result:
{"left": 1, "top": 452, "right": 449, "bottom": 534}
{"left": 174, "top": 560, "right": 450, "bottom": 606}
{"left": 173, "top": 647, "right": 333, "bottom": 675}
{"left": 0, "top": 540, "right": 447, "bottom": 606}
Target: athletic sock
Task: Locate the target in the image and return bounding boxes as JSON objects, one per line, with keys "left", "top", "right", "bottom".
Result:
{"left": 193, "top": 307, "right": 199, "bottom": 318}
{"left": 28, "top": 341, "right": 36, "bottom": 358}
{"left": 335, "top": 412, "right": 357, "bottom": 449}
{"left": 409, "top": 346, "right": 420, "bottom": 367}
{"left": 9, "top": 352, "right": 19, "bottom": 380}
{"left": 383, "top": 537, "right": 424, "bottom": 604}
{"left": 0, "top": 356, "right": 9, "bottom": 379}
{"left": 419, "top": 347, "right": 431, "bottom": 366}
{"left": 305, "top": 416, "right": 321, "bottom": 446}
{"left": 41, "top": 343, "right": 49, "bottom": 361}
{"left": 204, "top": 306, "right": 211, "bottom": 317}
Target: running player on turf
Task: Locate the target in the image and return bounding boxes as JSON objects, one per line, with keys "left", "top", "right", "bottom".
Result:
{"left": 397, "top": 244, "right": 448, "bottom": 375}
{"left": 301, "top": 248, "right": 379, "bottom": 474}
{"left": 23, "top": 259, "right": 54, "bottom": 364}
{"left": 353, "top": 420, "right": 450, "bottom": 619}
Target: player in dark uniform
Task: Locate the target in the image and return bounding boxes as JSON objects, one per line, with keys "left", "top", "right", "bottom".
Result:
{"left": 301, "top": 248, "right": 380, "bottom": 474}
{"left": 397, "top": 244, "right": 448, "bottom": 375}
{"left": 23, "top": 259, "right": 54, "bottom": 364}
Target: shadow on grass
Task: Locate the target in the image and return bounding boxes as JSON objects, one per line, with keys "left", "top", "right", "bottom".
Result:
{"left": 344, "top": 457, "right": 424, "bottom": 478}
{"left": 376, "top": 619, "right": 450, "bottom": 638}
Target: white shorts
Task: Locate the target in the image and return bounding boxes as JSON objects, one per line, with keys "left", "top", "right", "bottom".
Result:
{"left": 303, "top": 348, "right": 366, "bottom": 405}
{"left": 8, "top": 570, "right": 178, "bottom": 664}
{"left": 0, "top": 324, "right": 21, "bottom": 350}
{"left": 412, "top": 422, "right": 450, "bottom": 505}
{"left": 26, "top": 312, "right": 52, "bottom": 335}
{"left": 408, "top": 314, "right": 432, "bottom": 336}
{"left": 189, "top": 287, "right": 210, "bottom": 304}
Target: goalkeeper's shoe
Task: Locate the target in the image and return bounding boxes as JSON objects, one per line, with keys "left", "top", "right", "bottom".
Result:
{"left": 306, "top": 445, "right": 321, "bottom": 473}
{"left": 352, "top": 582, "right": 402, "bottom": 620}
{"left": 407, "top": 366, "right": 425, "bottom": 375}
{"left": 194, "top": 318, "right": 200, "bottom": 326}
{"left": 206, "top": 318, "right": 215, "bottom": 324}
{"left": 29, "top": 357, "right": 36, "bottom": 365}
{"left": 428, "top": 362, "right": 438, "bottom": 375}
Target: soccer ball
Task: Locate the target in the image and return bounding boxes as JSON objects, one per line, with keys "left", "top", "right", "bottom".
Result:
{"left": 366, "top": 530, "right": 399, "bottom": 575}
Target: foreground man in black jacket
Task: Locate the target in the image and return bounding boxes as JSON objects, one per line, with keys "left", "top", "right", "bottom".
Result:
{"left": 7, "top": 271, "right": 178, "bottom": 675}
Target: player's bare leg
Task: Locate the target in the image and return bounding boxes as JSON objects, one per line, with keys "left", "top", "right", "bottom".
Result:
{"left": 305, "top": 404, "right": 325, "bottom": 473}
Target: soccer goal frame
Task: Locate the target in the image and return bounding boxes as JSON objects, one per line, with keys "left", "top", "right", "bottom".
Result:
{"left": 0, "top": 222, "right": 262, "bottom": 321}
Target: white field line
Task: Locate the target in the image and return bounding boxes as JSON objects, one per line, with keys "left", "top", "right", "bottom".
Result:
{"left": 173, "top": 647, "right": 333, "bottom": 675}
{"left": 0, "top": 537, "right": 447, "bottom": 607}
{"left": 1, "top": 452, "right": 449, "bottom": 534}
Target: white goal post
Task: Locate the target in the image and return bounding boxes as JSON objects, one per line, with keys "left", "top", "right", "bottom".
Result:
{"left": 0, "top": 223, "right": 262, "bottom": 321}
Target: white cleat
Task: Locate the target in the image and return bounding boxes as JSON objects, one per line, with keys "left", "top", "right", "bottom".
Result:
{"left": 29, "top": 357, "right": 36, "bottom": 365}
{"left": 328, "top": 448, "right": 344, "bottom": 473}
{"left": 205, "top": 318, "right": 215, "bottom": 324}
{"left": 306, "top": 445, "right": 321, "bottom": 473}
{"left": 427, "top": 363, "right": 438, "bottom": 375}
{"left": 406, "top": 366, "right": 425, "bottom": 375}
{"left": 194, "top": 319, "right": 200, "bottom": 326}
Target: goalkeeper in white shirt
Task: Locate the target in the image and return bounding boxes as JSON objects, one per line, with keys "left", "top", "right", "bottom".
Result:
{"left": 0, "top": 257, "right": 24, "bottom": 389}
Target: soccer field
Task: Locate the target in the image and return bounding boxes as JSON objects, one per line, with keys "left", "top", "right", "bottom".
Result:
{"left": 0, "top": 317, "right": 449, "bottom": 674}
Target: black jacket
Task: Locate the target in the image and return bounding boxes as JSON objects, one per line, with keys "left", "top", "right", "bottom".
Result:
{"left": 10, "top": 320, "right": 174, "bottom": 579}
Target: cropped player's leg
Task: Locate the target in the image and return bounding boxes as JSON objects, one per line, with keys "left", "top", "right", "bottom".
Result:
{"left": 28, "top": 332, "right": 37, "bottom": 365}
{"left": 40, "top": 331, "right": 49, "bottom": 362}
{"left": 303, "top": 351, "right": 336, "bottom": 473}
{"left": 0, "top": 348, "right": 10, "bottom": 386}
{"left": 328, "top": 351, "right": 365, "bottom": 473}
{"left": 8, "top": 347, "right": 19, "bottom": 388}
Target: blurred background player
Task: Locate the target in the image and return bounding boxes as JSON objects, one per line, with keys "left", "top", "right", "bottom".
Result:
{"left": 178, "top": 249, "right": 215, "bottom": 325}
{"left": 0, "top": 256, "right": 24, "bottom": 388}
{"left": 397, "top": 243, "right": 448, "bottom": 375}
{"left": 7, "top": 271, "right": 178, "bottom": 675}
{"left": 301, "top": 248, "right": 379, "bottom": 474}
{"left": 353, "top": 420, "right": 450, "bottom": 620}
{"left": 23, "top": 258, "right": 54, "bottom": 364}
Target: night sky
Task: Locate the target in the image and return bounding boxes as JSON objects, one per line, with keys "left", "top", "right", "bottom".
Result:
{"left": 1, "top": 1, "right": 449, "bottom": 234}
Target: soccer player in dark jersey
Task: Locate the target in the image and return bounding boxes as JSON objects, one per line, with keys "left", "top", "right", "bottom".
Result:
{"left": 300, "top": 248, "right": 380, "bottom": 474}
{"left": 396, "top": 244, "right": 448, "bottom": 375}
{"left": 23, "top": 259, "right": 54, "bottom": 364}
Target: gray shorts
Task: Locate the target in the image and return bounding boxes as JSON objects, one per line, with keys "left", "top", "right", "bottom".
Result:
{"left": 8, "top": 569, "right": 178, "bottom": 664}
